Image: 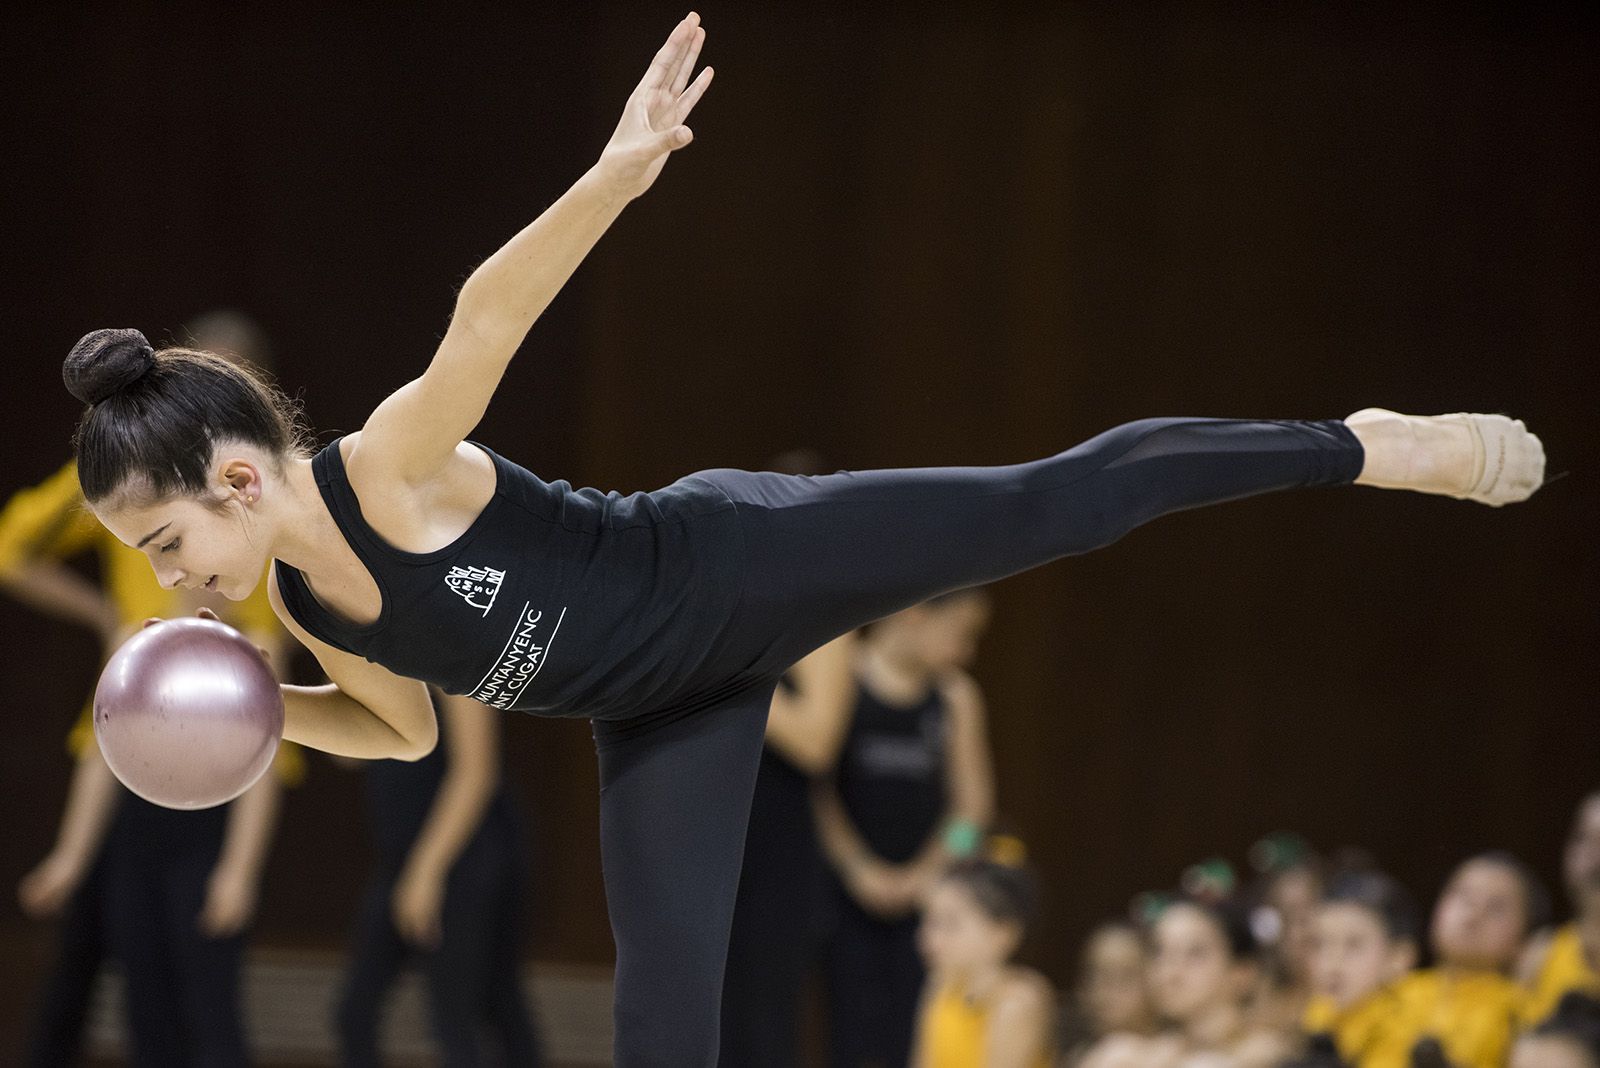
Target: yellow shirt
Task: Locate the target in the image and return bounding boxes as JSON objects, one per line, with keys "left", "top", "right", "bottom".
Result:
{"left": 1523, "top": 923, "right": 1600, "bottom": 1028}
{"left": 1303, "top": 985, "right": 1415, "bottom": 1068}
{"left": 1, "top": 461, "right": 303, "bottom": 786}
{"left": 1384, "top": 969, "right": 1524, "bottom": 1068}
{"left": 916, "top": 980, "right": 1053, "bottom": 1068}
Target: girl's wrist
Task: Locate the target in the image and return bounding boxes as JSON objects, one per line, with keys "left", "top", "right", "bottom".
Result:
{"left": 582, "top": 160, "right": 639, "bottom": 209}
{"left": 839, "top": 848, "right": 877, "bottom": 878}
{"left": 942, "top": 818, "right": 982, "bottom": 859}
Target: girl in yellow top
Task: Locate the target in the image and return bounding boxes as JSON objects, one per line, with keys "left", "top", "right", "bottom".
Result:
{"left": 1300, "top": 871, "right": 1421, "bottom": 1068}
{"left": 1521, "top": 792, "right": 1600, "bottom": 1028}
{"left": 1386, "top": 852, "right": 1548, "bottom": 1068}
{"left": 913, "top": 847, "right": 1055, "bottom": 1068}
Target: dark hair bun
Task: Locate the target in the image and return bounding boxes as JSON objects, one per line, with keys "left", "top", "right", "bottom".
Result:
{"left": 64, "top": 328, "right": 155, "bottom": 405}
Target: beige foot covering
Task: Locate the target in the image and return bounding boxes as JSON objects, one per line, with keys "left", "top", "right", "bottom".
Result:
{"left": 1349, "top": 408, "right": 1546, "bottom": 507}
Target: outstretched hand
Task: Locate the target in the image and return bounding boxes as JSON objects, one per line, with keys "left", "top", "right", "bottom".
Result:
{"left": 142, "top": 608, "right": 274, "bottom": 665}
{"left": 598, "top": 11, "right": 714, "bottom": 201}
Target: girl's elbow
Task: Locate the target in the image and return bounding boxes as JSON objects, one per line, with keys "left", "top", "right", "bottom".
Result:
{"left": 395, "top": 719, "right": 440, "bottom": 762}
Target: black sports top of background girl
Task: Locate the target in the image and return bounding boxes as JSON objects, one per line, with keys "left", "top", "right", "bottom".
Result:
{"left": 273, "top": 437, "right": 745, "bottom": 721}
{"left": 834, "top": 684, "right": 949, "bottom": 863}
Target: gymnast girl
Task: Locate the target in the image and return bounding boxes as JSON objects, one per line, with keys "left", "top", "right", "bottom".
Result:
{"left": 59, "top": 12, "right": 1545, "bottom": 1063}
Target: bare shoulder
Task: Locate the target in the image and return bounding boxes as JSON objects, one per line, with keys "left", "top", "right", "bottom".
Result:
{"left": 1232, "top": 1028, "right": 1295, "bottom": 1067}
{"left": 995, "top": 966, "right": 1054, "bottom": 1011}
{"left": 339, "top": 431, "right": 498, "bottom": 555}
{"left": 1081, "top": 1033, "right": 1176, "bottom": 1068}
{"left": 988, "top": 970, "right": 1054, "bottom": 1039}
{"left": 937, "top": 669, "right": 985, "bottom": 713}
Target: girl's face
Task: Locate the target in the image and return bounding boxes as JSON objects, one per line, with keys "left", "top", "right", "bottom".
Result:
{"left": 1309, "top": 902, "right": 1413, "bottom": 1010}
{"left": 1269, "top": 868, "right": 1323, "bottom": 984}
{"left": 1080, "top": 926, "right": 1153, "bottom": 1035}
{"left": 1511, "top": 1035, "right": 1600, "bottom": 1068}
{"left": 96, "top": 467, "right": 269, "bottom": 603}
{"left": 917, "top": 880, "right": 1017, "bottom": 977}
{"left": 903, "top": 594, "right": 991, "bottom": 673}
{"left": 1148, "top": 905, "right": 1251, "bottom": 1023}
{"left": 1566, "top": 796, "right": 1600, "bottom": 901}
{"left": 1431, "top": 860, "right": 1529, "bottom": 971}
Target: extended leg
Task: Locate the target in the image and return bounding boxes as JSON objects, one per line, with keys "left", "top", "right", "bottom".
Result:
{"left": 699, "top": 417, "right": 1366, "bottom": 673}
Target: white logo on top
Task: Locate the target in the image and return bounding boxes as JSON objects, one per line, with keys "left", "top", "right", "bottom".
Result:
{"left": 470, "top": 602, "right": 567, "bottom": 709}
{"left": 444, "top": 565, "right": 505, "bottom": 617}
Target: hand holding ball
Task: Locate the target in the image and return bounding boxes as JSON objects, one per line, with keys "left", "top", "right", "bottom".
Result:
{"left": 94, "top": 615, "right": 284, "bottom": 810}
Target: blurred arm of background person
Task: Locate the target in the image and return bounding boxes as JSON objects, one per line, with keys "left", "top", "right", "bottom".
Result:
{"left": 906, "top": 670, "right": 996, "bottom": 891}
{"left": 196, "top": 625, "right": 290, "bottom": 939}
{"left": 0, "top": 558, "right": 121, "bottom": 644}
{"left": 3, "top": 462, "right": 127, "bottom": 918}
{"left": 764, "top": 631, "right": 859, "bottom": 774}
{"left": 16, "top": 740, "right": 121, "bottom": 918}
{"left": 0, "top": 462, "right": 121, "bottom": 644}
{"left": 391, "top": 690, "right": 502, "bottom": 948}
{"left": 199, "top": 761, "right": 282, "bottom": 938}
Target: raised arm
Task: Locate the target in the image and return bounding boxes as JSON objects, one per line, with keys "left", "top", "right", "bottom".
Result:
{"left": 355, "top": 12, "right": 715, "bottom": 483}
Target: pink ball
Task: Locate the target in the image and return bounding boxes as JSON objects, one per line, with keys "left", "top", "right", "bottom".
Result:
{"left": 93, "top": 616, "right": 284, "bottom": 810}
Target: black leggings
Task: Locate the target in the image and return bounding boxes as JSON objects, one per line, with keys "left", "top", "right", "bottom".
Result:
{"left": 590, "top": 417, "right": 1363, "bottom": 1066}
{"left": 335, "top": 822, "right": 541, "bottom": 1067}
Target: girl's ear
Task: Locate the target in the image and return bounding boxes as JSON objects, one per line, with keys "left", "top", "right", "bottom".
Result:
{"left": 217, "top": 457, "right": 264, "bottom": 504}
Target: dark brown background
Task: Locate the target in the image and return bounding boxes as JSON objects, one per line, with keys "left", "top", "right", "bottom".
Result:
{"left": 1, "top": 0, "right": 1595, "bottom": 1051}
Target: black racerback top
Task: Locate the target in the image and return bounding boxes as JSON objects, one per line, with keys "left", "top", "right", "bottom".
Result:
{"left": 273, "top": 437, "right": 745, "bottom": 721}
{"left": 833, "top": 680, "right": 949, "bottom": 864}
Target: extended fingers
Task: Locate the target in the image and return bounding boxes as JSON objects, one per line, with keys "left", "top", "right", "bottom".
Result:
{"left": 670, "top": 24, "right": 706, "bottom": 96}
{"left": 673, "top": 64, "right": 715, "bottom": 125}
{"left": 637, "top": 11, "right": 700, "bottom": 95}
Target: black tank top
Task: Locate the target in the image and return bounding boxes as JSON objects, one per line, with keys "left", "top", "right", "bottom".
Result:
{"left": 834, "top": 680, "right": 948, "bottom": 863}
{"left": 274, "top": 437, "right": 745, "bottom": 721}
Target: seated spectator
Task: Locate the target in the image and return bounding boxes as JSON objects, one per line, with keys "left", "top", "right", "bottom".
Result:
{"left": 1058, "top": 921, "right": 1157, "bottom": 1065}
{"left": 1299, "top": 870, "right": 1420, "bottom": 1067}
{"left": 1512, "top": 993, "right": 1600, "bottom": 1068}
{"left": 1246, "top": 834, "right": 1323, "bottom": 1035}
{"left": 1389, "top": 852, "right": 1549, "bottom": 1068}
{"left": 1521, "top": 792, "right": 1600, "bottom": 1028}
{"left": 1079, "top": 898, "right": 1293, "bottom": 1068}
{"left": 912, "top": 843, "right": 1054, "bottom": 1067}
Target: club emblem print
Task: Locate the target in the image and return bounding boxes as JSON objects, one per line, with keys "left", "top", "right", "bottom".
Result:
{"left": 444, "top": 565, "right": 506, "bottom": 616}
